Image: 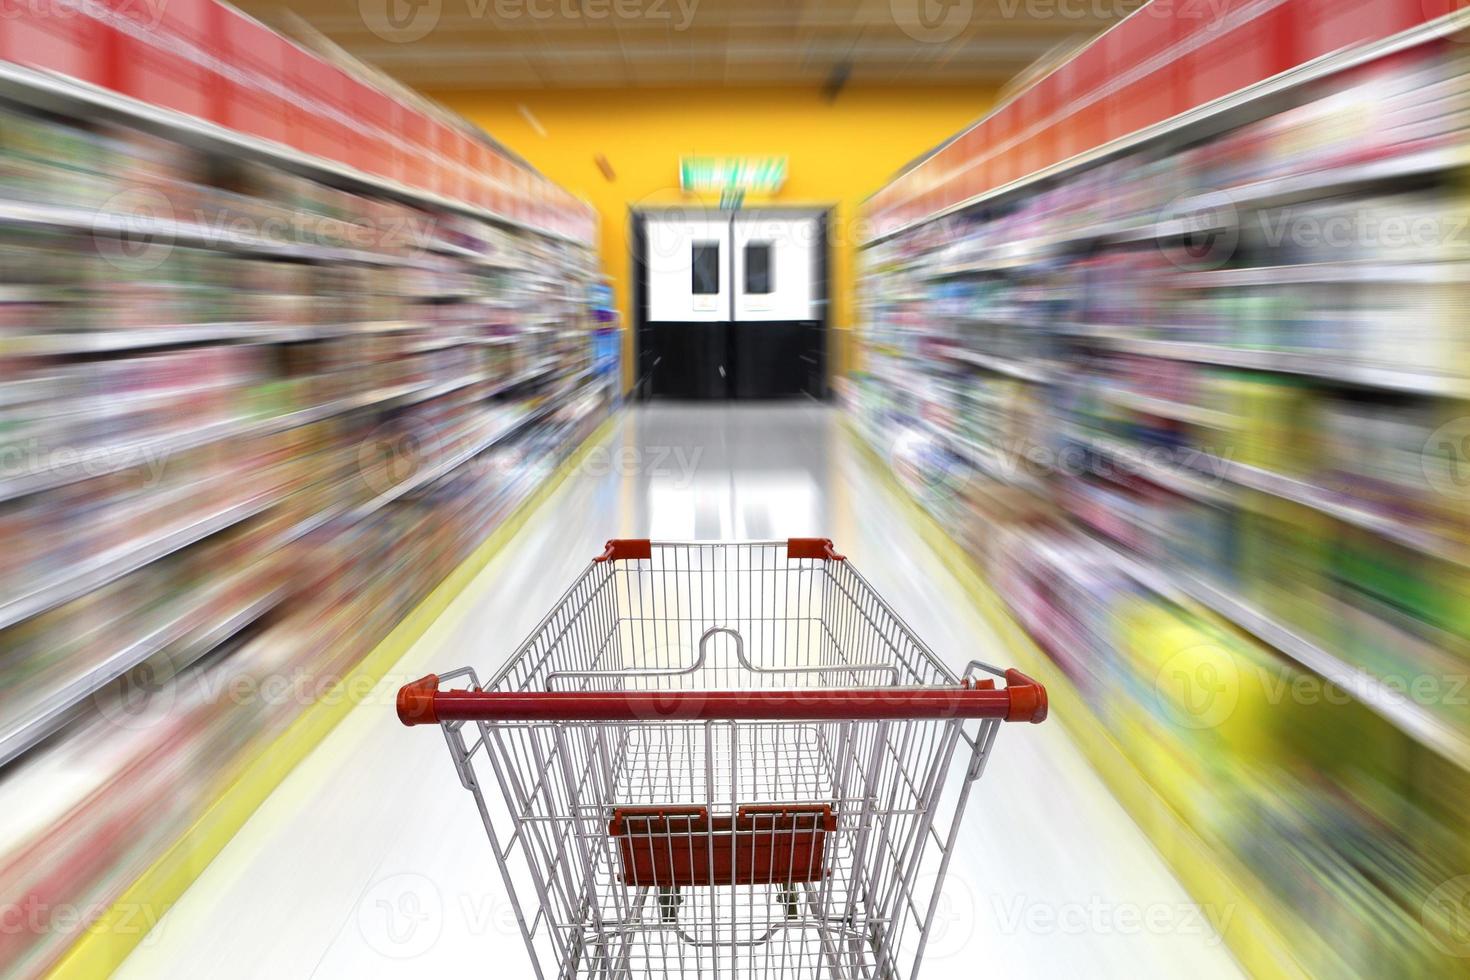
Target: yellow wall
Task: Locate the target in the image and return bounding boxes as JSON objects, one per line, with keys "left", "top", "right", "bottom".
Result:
{"left": 436, "top": 86, "right": 993, "bottom": 388}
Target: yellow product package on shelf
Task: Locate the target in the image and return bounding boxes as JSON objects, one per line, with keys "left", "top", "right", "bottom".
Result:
{"left": 1116, "top": 598, "right": 1283, "bottom": 762}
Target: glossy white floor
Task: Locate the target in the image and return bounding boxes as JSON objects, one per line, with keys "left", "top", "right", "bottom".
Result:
{"left": 118, "top": 404, "right": 1243, "bottom": 979}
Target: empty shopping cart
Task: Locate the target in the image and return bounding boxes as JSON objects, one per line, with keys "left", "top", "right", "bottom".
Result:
{"left": 398, "top": 538, "right": 1047, "bottom": 979}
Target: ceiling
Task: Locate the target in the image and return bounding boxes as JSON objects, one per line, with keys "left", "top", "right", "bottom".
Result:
{"left": 232, "top": 0, "right": 1132, "bottom": 91}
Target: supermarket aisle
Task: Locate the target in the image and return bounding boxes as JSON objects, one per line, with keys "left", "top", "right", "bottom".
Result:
{"left": 118, "top": 404, "right": 1242, "bottom": 980}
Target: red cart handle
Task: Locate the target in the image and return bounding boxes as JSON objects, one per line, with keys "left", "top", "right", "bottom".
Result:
{"left": 593, "top": 538, "right": 846, "bottom": 562}
{"left": 397, "top": 670, "right": 1047, "bottom": 726}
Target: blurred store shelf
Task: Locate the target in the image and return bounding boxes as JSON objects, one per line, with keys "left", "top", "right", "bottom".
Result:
{"left": 0, "top": 24, "right": 618, "bottom": 979}
{"left": 852, "top": 21, "right": 1470, "bottom": 979}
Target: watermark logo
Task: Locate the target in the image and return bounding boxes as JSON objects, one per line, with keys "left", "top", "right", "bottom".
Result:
{"left": 1423, "top": 417, "right": 1470, "bottom": 501}
{"left": 357, "top": 873, "right": 444, "bottom": 959}
{"left": 1254, "top": 206, "right": 1470, "bottom": 253}
{"left": 618, "top": 639, "right": 709, "bottom": 720}
{"left": 94, "top": 188, "right": 175, "bottom": 272}
{"left": 358, "top": 418, "right": 445, "bottom": 496}
{"left": 575, "top": 444, "right": 703, "bottom": 486}
{"left": 1252, "top": 665, "right": 1468, "bottom": 711}
{"left": 360, "top": 0, "right": 443, "bottom": 43}
{"left": 362, "top": 0, "right": 700, "bottom": 41}
{"left": 0, "top": 439, "right": 170, "bottom": 487}
{"left": 892, "top": 0, "right": 973, "bottom": 43}
{"left": 91, "top": 665, "right": 412, "bottom": 734}
{"left": 633, "top": 187, "right": 727, "bottom": 268}
{"left": 915, "top": 873, "right": 975, "bottom": 960}
{"left": 1156, "top": 191, "right": 1238, "bottom": 271}
{"left": 1153, "top": 641, "right": 1239, "bottom": 730}
{"left": 890, "top": 425, "right": 968, "bottom": 511}
{"left": 0, "top": 0, "right": 168, "bottom": 29}
{"left": 92, "top": 658, "right": 176, "bottom": 731}
{"left": 992, "top": 894, "right": 1233, "bottom": 945}
{"left": 0, "top": 898, "right": 165, "bottom": 945}
{"left": 990, "top": 0, "right": 1224, "bottom": 24}
{"left": 93, "top": 191, "right": 437, "bottom": 266}
{"left": 906, "top": 430, "right": 1238, "bottom": 496}
{"left": 1423, "top": 875, "right": 1470, "bottom": 958}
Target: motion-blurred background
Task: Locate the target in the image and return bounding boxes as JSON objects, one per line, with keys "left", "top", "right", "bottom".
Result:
{"left": 2, "top": 0, "right": 1470, "bottom": 977}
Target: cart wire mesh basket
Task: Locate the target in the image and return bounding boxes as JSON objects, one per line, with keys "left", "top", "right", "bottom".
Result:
{"left": 398, "top": 538, "right": 1047, "bottom": 979}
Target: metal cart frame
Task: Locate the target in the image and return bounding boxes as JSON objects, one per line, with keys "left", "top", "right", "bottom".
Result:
{"left": 399, "top": 538, "right": 1046, "bottom": 979}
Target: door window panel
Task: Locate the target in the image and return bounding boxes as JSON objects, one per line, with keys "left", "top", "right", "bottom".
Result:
{"left": 692, "top": 242, "right": 720, "bottom": 295}
{"left": 745, "top": 242, "right": 773, "bottom": 294}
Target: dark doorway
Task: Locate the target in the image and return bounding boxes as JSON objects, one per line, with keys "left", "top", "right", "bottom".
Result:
{"left": 632, "top": 207, "right": 829, "bottom": 401}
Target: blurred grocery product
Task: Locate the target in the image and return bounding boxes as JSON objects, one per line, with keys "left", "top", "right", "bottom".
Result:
{"left": 0, "top": 17, "right": 612, "bottom": 979}
{"left": 853, "top": 30, "right": 1470, "bottom": 980}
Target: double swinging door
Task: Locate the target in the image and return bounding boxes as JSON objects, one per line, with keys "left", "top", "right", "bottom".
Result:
{"left": 633, "top": 207, "right": 829, "bottom": 400}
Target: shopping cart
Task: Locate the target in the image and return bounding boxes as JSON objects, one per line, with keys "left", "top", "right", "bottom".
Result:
{"left": 398, "top": 538, "right": 1047, "bottom": 979}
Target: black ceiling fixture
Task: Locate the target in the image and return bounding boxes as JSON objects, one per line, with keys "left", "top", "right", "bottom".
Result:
{"left": 822, "top": 61, "right": 852, "bottom": 103}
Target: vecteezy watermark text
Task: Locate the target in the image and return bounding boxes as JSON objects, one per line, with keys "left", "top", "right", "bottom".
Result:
{"left": 0, "top": 0, "right": 166, "bottom": 29}
{"left": 360, "top": 0, "right": 701, "bottom": 43}
{"left": 0, "top": 439, "right": 170, "bottom": 487}
{"left": 1154, "top": 646, "right": 1470, "bottom": 731}
{"left": 1, "top": 898, "right": 165, "bottom": 945}
{"left": 992, "top": 895, "right": 1235, "bottom": 946}
{"left": 94, "top": 188, "right": 438, "bottom": 271}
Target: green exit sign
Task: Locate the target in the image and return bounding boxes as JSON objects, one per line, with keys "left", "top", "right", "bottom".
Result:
{"left": 680, "top": 157, "right": 787, "bottom": 194}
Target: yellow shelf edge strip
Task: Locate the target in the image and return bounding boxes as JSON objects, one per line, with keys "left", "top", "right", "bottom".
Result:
{"left": 843, "top": 419, "right": 1308, "bottom": 980}
{"left": 45, "top": 411, "right": 620, "bottom": 980}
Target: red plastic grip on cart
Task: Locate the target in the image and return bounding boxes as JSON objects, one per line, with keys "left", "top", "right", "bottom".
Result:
{"left": 397, "top": 674, "right": 440, "bottom": 725}
{"left": 608, "top": 805, "right": 708, "bottom": 836}
{"left": 1004, "top": 668, "right": 1048, "bottom": 723}
{"left": 595, "top": 539, "right": 652, "bottom": 562}
{"left": 608, "top": 804, "right": 837, "bottom": 887}
{"left": 397, "top": 679, "right": 1048, "bottom": 724}
{"left": 736, "top": 804, "right": 838, "bottom": 832}
{"left": 787, "top": 538, "right": 845, "bottom": 561}
{"left": 608, "top": 804, "right": 837, "bottom": 835}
